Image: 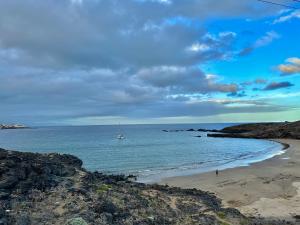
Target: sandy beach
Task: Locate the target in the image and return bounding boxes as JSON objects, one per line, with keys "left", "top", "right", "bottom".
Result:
{"left": 160, "top": 139, "right": 300, "bottom": 221}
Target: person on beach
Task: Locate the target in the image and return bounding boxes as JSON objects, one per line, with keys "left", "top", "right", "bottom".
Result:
{"left": 216, "top": 169, "right": 219, "bottom": 176}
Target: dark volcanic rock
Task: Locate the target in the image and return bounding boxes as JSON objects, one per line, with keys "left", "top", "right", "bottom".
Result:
{"left": 162, "top": 128, "right": 221, "bottom": 133}
{"left": 0, "top": 149, "right": 82, "bottom": 196}
{"left": 0, "top": 148, "right": 295, "bottom": 225}
{"left": 208, "top": 121, "right": 300, "bottom": 139}
{"left": 0, "top": 124, "right": 27, "bottom": 129}
{"left": 186, "top": 129, "right": 195, "bottom": 131}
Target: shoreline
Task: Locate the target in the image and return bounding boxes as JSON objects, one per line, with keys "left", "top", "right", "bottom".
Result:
{"left": 139, "top": 138, "right": 286, "bottom": 184}
{"left": 271, "top": 139, "right": 290, "bottom": 150}
{"left": 159, "top": 138, "right": 300, "bottom": 221}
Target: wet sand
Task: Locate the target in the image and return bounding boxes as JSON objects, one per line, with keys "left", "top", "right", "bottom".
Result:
{"left": 160, "top": 139, "right": 300, "bottom": 221}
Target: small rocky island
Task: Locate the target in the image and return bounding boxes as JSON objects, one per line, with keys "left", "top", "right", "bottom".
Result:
{"left": 0, "top": 148, "right": 292, "bottom": 225}
{"left": 0, "top": 124, "right": 27, "bottom": 129}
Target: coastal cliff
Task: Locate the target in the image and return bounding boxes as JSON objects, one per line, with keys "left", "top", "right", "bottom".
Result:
{"left": 207, "top": 121, "right": 300, "bottom": 139}
{"left": 0, "top": 148, "right": 292, "bottom": 225}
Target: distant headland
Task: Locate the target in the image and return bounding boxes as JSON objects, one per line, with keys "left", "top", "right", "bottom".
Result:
{"left": 0, "top": 124, "right": 28, "bottom": 129}
{"left": 207, "top": 120, "right": 300, "bottom": 139}
{"left": 162, "top": 120, "right": 300, "bottom": 140}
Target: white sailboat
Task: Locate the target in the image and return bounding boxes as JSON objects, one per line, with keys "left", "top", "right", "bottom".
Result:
{"left": 117, "top": 123, "right": 125, "bottom": 140}
{"left": 117, "top": 134, "right": 125, "bottom": 140}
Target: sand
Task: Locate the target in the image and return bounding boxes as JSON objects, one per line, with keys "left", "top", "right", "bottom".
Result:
{"left": 160, "top": 139, "right": 300, "bottom": 221}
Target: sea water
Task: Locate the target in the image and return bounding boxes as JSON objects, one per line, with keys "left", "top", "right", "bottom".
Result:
{"left": 0, "top": 124, "right": 283, "bottom": 183}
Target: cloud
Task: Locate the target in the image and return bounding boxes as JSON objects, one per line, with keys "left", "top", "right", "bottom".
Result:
{"left": 254, "top": 31, "right": 280, "bottom": 48}
{"left": 186, "top": 43, "right": 211, "bottom": 53}
{"left": 0, "top": 1, "right": 280, "bottom": 69}
{"left": 240, "top": 81, "right": 253, "bottom": 86}
{"left": 278, "top": 57, "right": 300, "bottom": 75}
{"left": 0, "top": 0, "right": 289, "bottom": 124}
{"left": 255, "top": 78, "right": 267, "bottom": 84}
{"left": 263, "top": 81, "right": 294, "bottom": 91}
{"left": 132, "top": 66, "right": 239, "bottom": 94}
{"left": 273, "top": 10, "right": 300, "bottom": 24}
{"left": 184, "top": 31, "right": 238, "bottom": 61}
{"left": 239, "top": 31, "right": 280, "bottom": 56}
{"left": 0, "top": 65, "right": 242, "bottom": 123}
{"left": 240, "top": 78, "right": 267, "bottom": 87}
{"left": 227, "top": 91, "right": 247, "bottom": 98}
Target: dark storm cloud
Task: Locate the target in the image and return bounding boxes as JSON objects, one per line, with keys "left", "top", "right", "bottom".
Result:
{"left": 0, "top": 0, "right": 285, "bottom": 124}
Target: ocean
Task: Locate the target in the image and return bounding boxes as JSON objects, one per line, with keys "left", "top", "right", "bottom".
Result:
{"left": 0, "top": 123, "right": 284, "bottom": 183}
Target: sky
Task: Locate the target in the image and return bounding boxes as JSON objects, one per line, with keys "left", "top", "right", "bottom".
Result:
{"left": 0, "top": 0, "right": 300, "bottom": 125}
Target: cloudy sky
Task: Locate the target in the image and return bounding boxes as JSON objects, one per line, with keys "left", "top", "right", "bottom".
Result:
{"left": 0, "top": 0, "right": 300, "bottom": 125}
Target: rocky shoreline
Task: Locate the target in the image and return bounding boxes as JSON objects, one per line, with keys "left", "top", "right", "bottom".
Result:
{"left": 0, "top": 148, "right": 294, "bottom": 225}
{"left": 162, "top": 121, "right": 300, "bottom": 140}
{"left": 162, "top": 128, "right": 219, "bottom": 133}
{"left": 207, "top": 121, "right": 300, "bottom": 139}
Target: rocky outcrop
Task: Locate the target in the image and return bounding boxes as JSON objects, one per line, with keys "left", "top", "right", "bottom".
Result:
{"left": 208, "top": 121, "right": 300, "bottom": 139}
{"left": 0, "top": 124, "right": 27, "bottom": 129}
{"left": 0, "top": 149, "right": 82, "bottom": 198}
{"left": 0, "top": 148, "right": 294, "bottom": 225}
{"left": 163, "top": 128, "right": 220, "bottom": 133}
